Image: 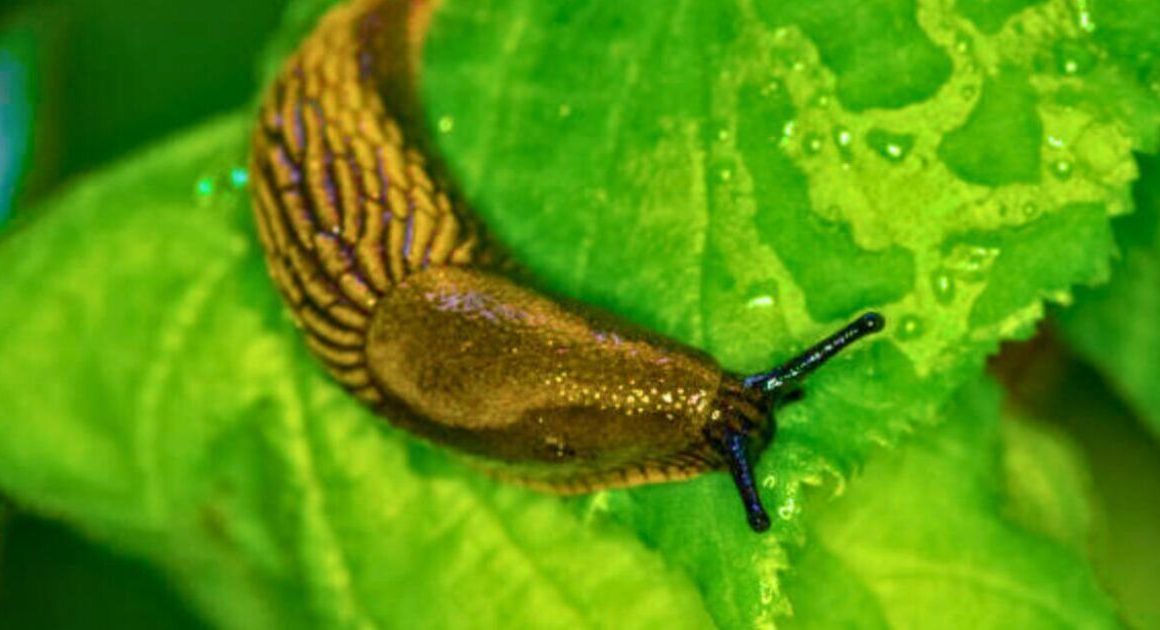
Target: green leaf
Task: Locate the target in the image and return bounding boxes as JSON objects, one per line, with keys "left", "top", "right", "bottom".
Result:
{"left": 423, "top": 0, "right": 1153, "bottom": 621}
{"left": 0, "top": 116, "right": 713, "bottom": 629}
{"left": 782, "top": 379, "right": 1119, "bottom": 628}
{"left": 996, "top": 336, "right": 1160, "bottom": 629}
{"left": 0, "top": 0, "right": 1156, "bottom": 627}
{"left": 0, "top": 513, "right": 206, "bottom": 629}
{"left": 1060, "top": 154, "right": 1160, "bottom": 439}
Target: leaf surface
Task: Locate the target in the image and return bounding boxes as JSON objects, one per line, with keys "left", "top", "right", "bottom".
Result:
{"left": 0, "top": 0, "right": 1156, "bottom": 625}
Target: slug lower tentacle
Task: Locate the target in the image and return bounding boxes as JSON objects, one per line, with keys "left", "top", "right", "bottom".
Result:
{"left": 250, "top": 0, "right": 883, "bottom": 532}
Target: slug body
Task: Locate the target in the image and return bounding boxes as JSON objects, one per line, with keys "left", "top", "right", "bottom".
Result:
{"left": 251, "top": 0, "right": 883, "bottom": 531}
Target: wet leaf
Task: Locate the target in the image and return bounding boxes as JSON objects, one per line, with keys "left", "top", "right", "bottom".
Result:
{"left": 1, "top": 0, "right": 1157, "bottom": 626}
{"left": 783, "top": 379, "right": 1118, "bottom": 628}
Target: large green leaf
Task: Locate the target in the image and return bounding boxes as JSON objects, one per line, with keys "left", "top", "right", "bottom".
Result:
{"left": 423, "top": 0, "right": 1154, "bottom": 622}
{"left": 0, "top": 0, "right": 1156, "bottom": 626}
{"left": 783, "top": 379, "right": 1117, "bottom": 628}
{"left": 1060, "top": 154, "right": 1160, "bottom": 439}
{"left": 0, "top": 117, "right": 713, "bottom": 629}
{"left": 0, "top": 513, "right": 206, "bottom": 629}
{"left": 996, "top": 337, "right": 1160, "bottom": 629}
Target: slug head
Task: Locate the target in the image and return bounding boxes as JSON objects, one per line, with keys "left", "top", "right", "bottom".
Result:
{"left": 709, "top": 312, "right": 885, "bottom": 532}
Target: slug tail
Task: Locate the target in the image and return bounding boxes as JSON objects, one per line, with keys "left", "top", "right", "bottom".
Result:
{"left": 250, "top": 0, "right": 485, "bottom": 404}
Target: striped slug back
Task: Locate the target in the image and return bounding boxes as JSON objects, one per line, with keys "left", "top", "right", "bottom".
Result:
{"left": 249, "top": 0, "right": 483, "bottom": 404}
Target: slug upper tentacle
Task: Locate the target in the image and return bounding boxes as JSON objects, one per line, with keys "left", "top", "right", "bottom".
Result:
{"left": 250, "top": 0, "right": 884, "bottom": 532}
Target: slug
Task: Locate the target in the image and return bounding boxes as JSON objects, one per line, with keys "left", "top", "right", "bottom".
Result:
{"left": 249, "top": 0, "right": 884, "bottom": 532}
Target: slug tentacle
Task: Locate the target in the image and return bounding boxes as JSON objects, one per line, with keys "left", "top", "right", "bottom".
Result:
{"left": 743, "top": 312, "right": 885, "bottom": 397}
{"left": 251, "top": 0, "right": 886, "bottom": 533}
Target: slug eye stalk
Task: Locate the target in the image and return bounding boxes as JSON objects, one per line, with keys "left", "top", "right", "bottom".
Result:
{"left": 721, "top": 312, "right": 885, "bottom": 532}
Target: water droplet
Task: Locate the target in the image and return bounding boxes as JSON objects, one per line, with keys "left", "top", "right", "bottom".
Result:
{"left": 779, "top": 120, "right": 797, "bottom": 148}
{"left": 194, "top": 176, "right": 216, "bottom": 199}
{"left": 1046, "top": 134, "right": 1066, "bottom": 148}
{"left": 1021, "top": 202, "right": 1040, "bottom": 220}
{"left": 945, "top": 244, "right": 1000, "bottom": 281}
{"left": 1076, "top": 0, "right": 1096, "bottom": 33}
{"left": 777, "top": 497, "right": 799, "bottom": 520}
{"left": 832, "top": 125, "right": 854, "bottom": 161}
{"left": 1052, "top": 159, "right": 1074, "bottom": 180}
{"left": 866, "top": 128, "right": 915, "bottom": 163}
{"left": 760, "top": 80, "right": 783, "bottom": 96}
{"left": 743, "top": 281, "right": 779, "bottom": 311}
{"left": 896, "top": 314, "right": 925, "bottom": 340}
{"left": 960, "top": 84, "right": 978, "bottom": 99}
{"left": 718, "top": 168, "right": 733, "bottom": 182}
{"left": 954, "top": 33, "right": 972, "bottom": 53}
{"left": 930, "top": 271, "right": 956, "bottom": 304}
{"left": 746, "top": 294, "right": 776, "bottom": 309}
{"left": 803, "top": 132, "right": 825, "bottom": 155}
{"left": 833, "top": 126, "right": 852, "bottom": 147}
{"left": 228, "top": 167, "right": 249, "bottom": 189}
{"left": 1055, "top": 40, "right": 1096, "bottom": 75}
{"left": 437, "top": 116, "right": 455, "bottom": 133}
{"left": 813, "top": 93, "right": 831, "bottom": 108}
{"left": 558, "top": 103, "right": 572, "bottom": 118}
{"left": 717, "top": 128, "right": 731, "bottom": 142}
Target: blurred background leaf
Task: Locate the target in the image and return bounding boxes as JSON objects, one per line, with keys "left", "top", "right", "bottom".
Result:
{"left": 0, "top": 513, "right": 207, "bottom": 630}
{"left": 0, "top": 10, "right": 42, "bottom": 224}
{"left": 1059, "top": 154, "right": 1160, "bottom": 440}
{"left": 784, "top": 378, "right": 1118, "bottom": 628}
{"left": 0, "top": 0, "right": 289, "bottom": 221}
{"left": 994, "top": 331, "right": 1160, "bottom": 630}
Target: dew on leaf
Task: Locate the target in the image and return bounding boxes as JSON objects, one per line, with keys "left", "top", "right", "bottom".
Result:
{"left": 1046, "top": 134, "right": 1066, "bottom": 148}
{"left": 777, "top": 497, "right": 799, "bottom": 520}
{"left": 1055, "top": 40, "right": 1096, "bottom": 76}
{"left": 944, "top": 243, "right": 1001, "bottom": 281}
{"left": 1022, "top": 202, "right": 1040, "bottom": 220}
{"left": 780, "top": 120, "right": 797, "bottom": 148}
{"left": 832, "top": 125, "right": 854, "bottom": 161}
{"left": 833, "top": 125, "right": 852, "bottom": 147}
{"left": 743, "top": 279, "right": 780, "bottom": 310}
{"left": 896, "top": 314, "right": 925, "bottom": 340}
{"left": 1075, "top": 0, "right": 1096, "bottom": 32}
{"left": 866, "top": 128, "right": 915, "bottom": 163}
{"left": 954, "top": 33, "right": 971, "bottom": 53}
{"left": 437, "top": 115, "right": 455, "bottom": 133}
{"left": 802, "top": 133, "right": 825, "bottom": 155}
{"left": 746, "top": 294, "right": 776, "bottom": 309}
{"left": 930, "top": 270, "right": 956, "bottom": 304}
{"left": 228, "top": 167, "right": 249, "bottom": 190}
{"left": 760, "top": 79, "right": 783, "bottom": 97}
{"left": 194, "top": 176, "right": 216, "bottom": 199}
{"left": 1052, "top": 159, "right": 1074, "bottom": 180}
{"left": 557, "top": 103, "right": 572, "bottom": 118}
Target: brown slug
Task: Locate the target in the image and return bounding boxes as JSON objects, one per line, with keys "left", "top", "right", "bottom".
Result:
{"left": 249, "top": 0, "right": 884, "bottom": 532}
